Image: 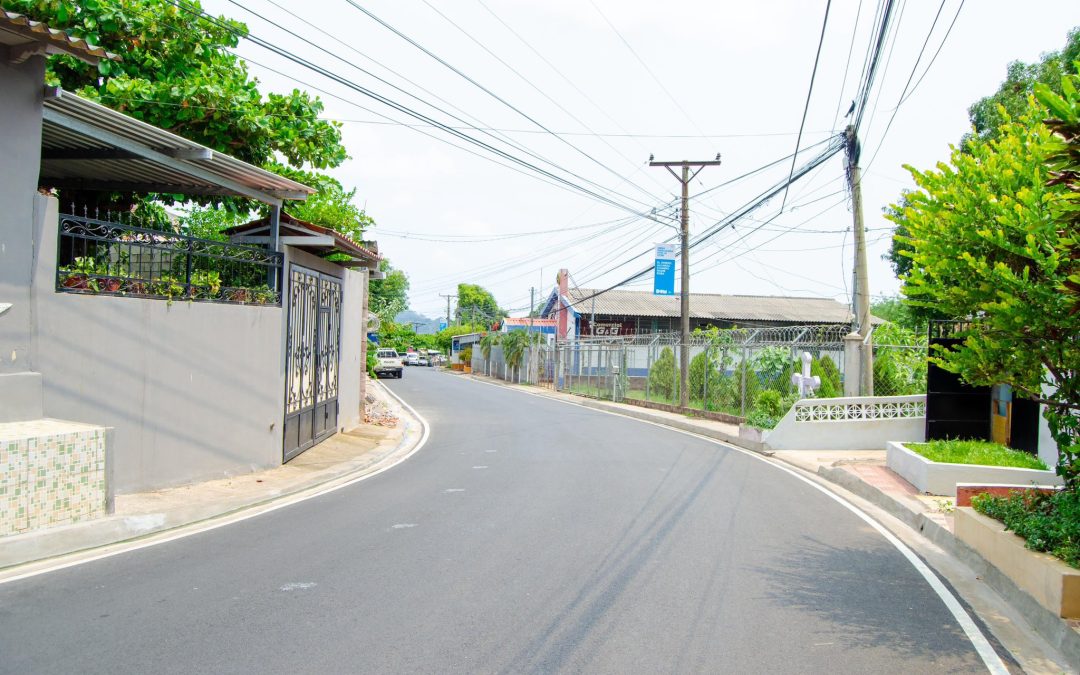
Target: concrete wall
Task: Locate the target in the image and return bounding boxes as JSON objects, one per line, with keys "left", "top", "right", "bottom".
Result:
{"left": 0, "top": 56, "right": 44, "bottom": 377}
{"left": 32, "top": 196, "right": 285, "bottom": 492}
{"left": 764, "top": 395, "right": 926, "bottom": 452}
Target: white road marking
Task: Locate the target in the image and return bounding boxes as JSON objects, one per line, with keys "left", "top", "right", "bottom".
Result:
{"left": 0, "top": 381, "right": 431, "bottom": 585}
{"left": 391, "top": 523, "right": 418, "bottom": 529}
{"left": 444, "top": 488, "right": 466, "bottom": 493}
{"left": 279, "top": 582, "right": 316, "bottom": 592}
{"left": 472, "top": 466, "right": 488, "bottom": 469}
{"left": 463, "top": 376, "right": 1010, "bottom": 675}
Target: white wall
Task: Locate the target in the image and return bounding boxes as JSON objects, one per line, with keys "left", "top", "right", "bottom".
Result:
{"left": 765, "top": 395, "right": 926, "bottom": 452}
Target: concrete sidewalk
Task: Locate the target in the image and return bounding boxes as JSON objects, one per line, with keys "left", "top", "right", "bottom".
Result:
{"left": 0, "top": 380, "right": 424, "bottom": 574}
{"left": 469, "top": 373, "right": 1080, "bottom": 670}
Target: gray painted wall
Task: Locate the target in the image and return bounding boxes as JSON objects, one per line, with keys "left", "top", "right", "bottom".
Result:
{"left": 25, "top": 199, "right": 370, "bottom": 492}
{"left": 0, "top": 56, "right": 44, "bottom": 379}
{"left": 32, "top": 196, "right": 285, "bottom": 492}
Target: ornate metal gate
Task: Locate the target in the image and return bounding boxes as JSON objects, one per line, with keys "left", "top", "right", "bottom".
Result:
{"left": 284, "top": 265, "right": 342, "bottom": 461}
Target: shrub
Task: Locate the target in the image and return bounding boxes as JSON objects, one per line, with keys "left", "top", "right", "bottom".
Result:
{"left": 648, "top": 347, "right": 677, "bottom": 400}
{"left": 811, "top": 355, "right": 842, "bottom": 398}
{"left": 973, "top": 489, "right": 1080, "bottom": 568}
{"left": 746, "top": 390, "right": 786, "bottom": 429}
{"left": 460, "top": 346, "right": 473, "bottom": 367}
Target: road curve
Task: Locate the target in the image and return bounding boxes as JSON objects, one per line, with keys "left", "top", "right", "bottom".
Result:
{"left": 0, "top": 368, "right": 1002, "bottom": 673}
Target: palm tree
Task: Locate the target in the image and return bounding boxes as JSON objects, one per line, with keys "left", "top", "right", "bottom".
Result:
{"left": 500, "top": 330, "right": 529, "bottom": 383}
{"left": 479, "top": 333, "right": 500, "bottom": 375}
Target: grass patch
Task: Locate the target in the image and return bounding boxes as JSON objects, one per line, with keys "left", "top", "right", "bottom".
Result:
{"left": 973, "top": 489, "right": 1080, "bottom": 569}
{"left": 906, "top": 439, "right": 1048, "bottom": 470}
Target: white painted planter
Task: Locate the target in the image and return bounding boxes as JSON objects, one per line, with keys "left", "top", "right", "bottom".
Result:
{"left": 886, "top": 441, "right": 1063, "bottom": 497}
{"left": 955, "top": 507, "right": 1080, "bottom": 618}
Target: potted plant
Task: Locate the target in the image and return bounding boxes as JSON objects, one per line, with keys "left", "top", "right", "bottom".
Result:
{"left": 190, "top": 270, "right": 222, "bottom": 299}
{"left": 59, "top": 256, "right": 99, "bottom": 291}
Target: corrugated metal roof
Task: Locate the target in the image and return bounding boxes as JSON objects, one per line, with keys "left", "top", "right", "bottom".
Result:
{"left": 566, "top": 287, "right": 857, "bottom": 324}
{"left": 40, "top": 90, "right": 315, "bottom": 205}
{"left": 0, "top": 11, "right": 117, "bottom": 64}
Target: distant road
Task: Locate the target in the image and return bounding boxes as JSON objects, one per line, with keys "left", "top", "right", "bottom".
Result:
{"left": 0, "top": 367, "right": 998, "bottom": 673}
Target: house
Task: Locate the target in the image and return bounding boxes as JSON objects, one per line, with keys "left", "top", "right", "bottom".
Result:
{"left": 500, "top": 317, "right": 557, "bottom": 337}
{"left": 0, "top": 12, "right": 378, "bottom": 537}
{"left": 541, "top": 268, "right": 867, "bottom": 339}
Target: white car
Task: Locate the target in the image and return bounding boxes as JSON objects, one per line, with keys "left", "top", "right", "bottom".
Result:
{"left": 405, "top": 352, "right": 419, "bottom": 366}
{"left": 374, "top": 349, "right": 403, "bottom": 378}
{"left": 417, "top": 355, "right": 429, "bottom": 366}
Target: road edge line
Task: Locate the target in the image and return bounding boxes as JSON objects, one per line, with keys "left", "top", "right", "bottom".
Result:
{"left": 0, "top": 382, "right": 432, "bottom": 585}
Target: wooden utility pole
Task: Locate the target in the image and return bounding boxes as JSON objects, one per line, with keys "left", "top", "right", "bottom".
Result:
{"left": 650, "top": 156, "right": 722, "bottom": 408}
{"left": 845, "top": 126, "right": 873, "bottom": 395}
{"left": 440, "top": 293, "right": 457, "bottom": 327}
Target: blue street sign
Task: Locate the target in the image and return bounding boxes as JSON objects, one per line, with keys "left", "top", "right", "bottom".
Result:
{"left": 439, "top": 320, "right": 448, "bottom": 331}
{"left": 653, "top": 243, "right": 676, "bottom": 296}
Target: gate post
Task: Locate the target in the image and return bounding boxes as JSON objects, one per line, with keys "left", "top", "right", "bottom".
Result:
{"left": 844, "top": 332, "right": 862, "bottom": 397}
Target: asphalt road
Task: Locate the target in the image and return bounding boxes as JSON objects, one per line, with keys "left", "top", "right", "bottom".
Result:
{"left": 0, "top": 368, "right": 1000, "bottom": 673}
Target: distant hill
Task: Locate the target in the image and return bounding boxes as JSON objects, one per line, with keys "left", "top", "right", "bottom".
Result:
{"left": 394, "top": 310, "right": 444, "bottom": 335}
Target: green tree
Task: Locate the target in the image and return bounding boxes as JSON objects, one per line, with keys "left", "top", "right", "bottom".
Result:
{"left": 456, "top": 283, "right": 504, "bottom": 325}
{"left": 811, "top": 355, "right": 842, "bottom": 398}
{"left": 369, "top": 260, "right": 409, "bottom": 324}
{"left": 9, "top": 0, "right": 345, "bottom": 171}
{"left": 648, "top": 347, "right": 677, "bottom": 401}
{"left": 888, "top": 85, "right": 1079, "bottom": 487}
{"left": 887, "top": 29, "right": 1079, "bottom": 281}
{"left": 279, "top": 171, "right": 374, "bottom": 243}
{"left": 967, "top": 28, "right": 1080, "bottom": 143}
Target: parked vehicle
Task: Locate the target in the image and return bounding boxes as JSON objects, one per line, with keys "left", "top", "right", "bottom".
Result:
{"left": 375, "top": 348, "right": 403, "bottom": 378}
{"left": 417, "top": 355, "right": 429, "bottom": 366}
{"left": 405, "top": 352, "right": 419, "bottom": 366}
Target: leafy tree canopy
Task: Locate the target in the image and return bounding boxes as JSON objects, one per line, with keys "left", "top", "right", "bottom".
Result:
{"left": 888, "top": 28, "right": 1079, "bottom": 280}
{"left": 887, "top": 82, "right": 1080, "bottom": 487}
{"left": 456, "top": 283, "right": 504, "bottom": 325}
{"left": 369, "top": 259, "right": 409, "bottom": 324}
{"left": 9, "top": 0, "right": 346, "bottom": 170}
{"left": 967, "top": 27, "right": 1080, "bottom": 144}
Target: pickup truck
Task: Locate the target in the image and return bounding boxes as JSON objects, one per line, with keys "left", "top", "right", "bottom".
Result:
{"left": 374, "top": 348, "right": 403, "bottom": 379}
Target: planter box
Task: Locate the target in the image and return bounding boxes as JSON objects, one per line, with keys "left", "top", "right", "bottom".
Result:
{"left": 450, "top": 363, "right": 464, "bottom": 371}
{"left": 885, "top": 441, "right": 1062, "bottom": 497}
{"left": 955, "top": 507, "right": 1080, "bottom": 619}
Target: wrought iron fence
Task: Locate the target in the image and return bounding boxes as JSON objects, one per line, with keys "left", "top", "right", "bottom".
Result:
{"left": 56, "top": 212, "right": 282, "bottom": 305}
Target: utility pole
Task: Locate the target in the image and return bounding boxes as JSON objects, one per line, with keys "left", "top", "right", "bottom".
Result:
{"left": 845, "top": 126, "right": 873, "bottom": 395}
{"left": 650, "top": 156, "right": 722, "bottom": 408}
{"left": 440, "top": 293, "right": 457, "bottom": 327}
{"left": 529, "top": 287, "right": 535, "bottom": 383}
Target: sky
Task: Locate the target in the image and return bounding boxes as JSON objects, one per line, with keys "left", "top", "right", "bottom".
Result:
{"left": 203, "top": 0, "right": 1080, "bottom": 322}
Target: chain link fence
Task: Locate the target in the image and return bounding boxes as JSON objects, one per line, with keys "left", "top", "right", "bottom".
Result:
{"left": 474, "top": 324, "right": 929, "bottom": 421}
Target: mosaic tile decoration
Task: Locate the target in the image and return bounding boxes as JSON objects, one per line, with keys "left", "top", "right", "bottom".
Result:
{"left": 0, "top": 420, "right": 107, "bottom": 537}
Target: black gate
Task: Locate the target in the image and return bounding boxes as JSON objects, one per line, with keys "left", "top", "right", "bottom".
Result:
{"left": 284, "top": 265, "right": 342, "bottom": 462}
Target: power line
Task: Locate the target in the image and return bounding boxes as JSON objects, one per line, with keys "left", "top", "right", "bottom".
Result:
{"left": 341, "top": 0, "right": 665, "bottom": 208}
{"left": 781, "top": 0, "right": 833, "bottom": 213}
{"left": 893, "top": 0, "right": 965, "bottom": 109}
{"left": 165, "top": 0, "right": 662, "bottom": 218}
{"left": 419, "top": 0, "right": 671, "bottom": 202}
{"left": 587, "top": 0, "right": 713, "bottom": 147}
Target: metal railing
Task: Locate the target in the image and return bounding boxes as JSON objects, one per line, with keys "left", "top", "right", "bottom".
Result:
{"left": 56, "top": 213, "right": 282, "bottom": 305}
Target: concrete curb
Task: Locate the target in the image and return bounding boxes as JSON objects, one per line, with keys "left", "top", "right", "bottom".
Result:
{"left": 468, "top": 375, "right": 770, "bottom": 455}
{"left": 0, "top": 380, "right": 426, "bottom": 573}
{"left": 818, "top": 464, "right": 1080, "bottom": 671}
